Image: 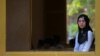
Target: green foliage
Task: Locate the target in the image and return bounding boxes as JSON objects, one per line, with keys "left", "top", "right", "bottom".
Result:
{"left": 67, "top": 0, "right": 81, "bottom": 16}
{"left": 67, "top": 23, "right": 78, "bottom": 38}
{"left": 67, "top": 0, "right": 95, "bottom": 17}
{"left": 67, "top": 0, "right": 95, "bottom": 39}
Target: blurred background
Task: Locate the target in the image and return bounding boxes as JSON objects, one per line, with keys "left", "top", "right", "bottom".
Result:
{"left": 66, "top": 0, "right": 95, "bottom": 44}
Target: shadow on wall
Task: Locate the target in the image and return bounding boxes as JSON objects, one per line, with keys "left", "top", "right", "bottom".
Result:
{"left": 37, "top": 35, "right": 66, "bottom": 50}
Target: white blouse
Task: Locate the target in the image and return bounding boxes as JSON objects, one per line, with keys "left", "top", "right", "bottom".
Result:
{"left": 74, "top": 31, "right": 94, "bottom": 52}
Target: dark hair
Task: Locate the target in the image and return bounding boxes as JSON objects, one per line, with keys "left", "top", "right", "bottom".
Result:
{"left": 77, "top": 14, "right": 93, "bottom": 44}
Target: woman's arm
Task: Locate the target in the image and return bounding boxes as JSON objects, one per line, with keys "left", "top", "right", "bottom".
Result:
{"left": 81, "top": 31, "right": 93, "bottom": 52}
{"left": 74, "top": 33, "right": 79, "bottom": 52}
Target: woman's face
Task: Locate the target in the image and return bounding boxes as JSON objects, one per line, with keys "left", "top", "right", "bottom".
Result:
{"left": 78, "top": 17, "right": 86, "bottom": 29}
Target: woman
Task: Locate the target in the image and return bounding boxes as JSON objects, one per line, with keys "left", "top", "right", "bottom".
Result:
{"left": 74, "top": 14, "right": 94, "bottom": 52}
